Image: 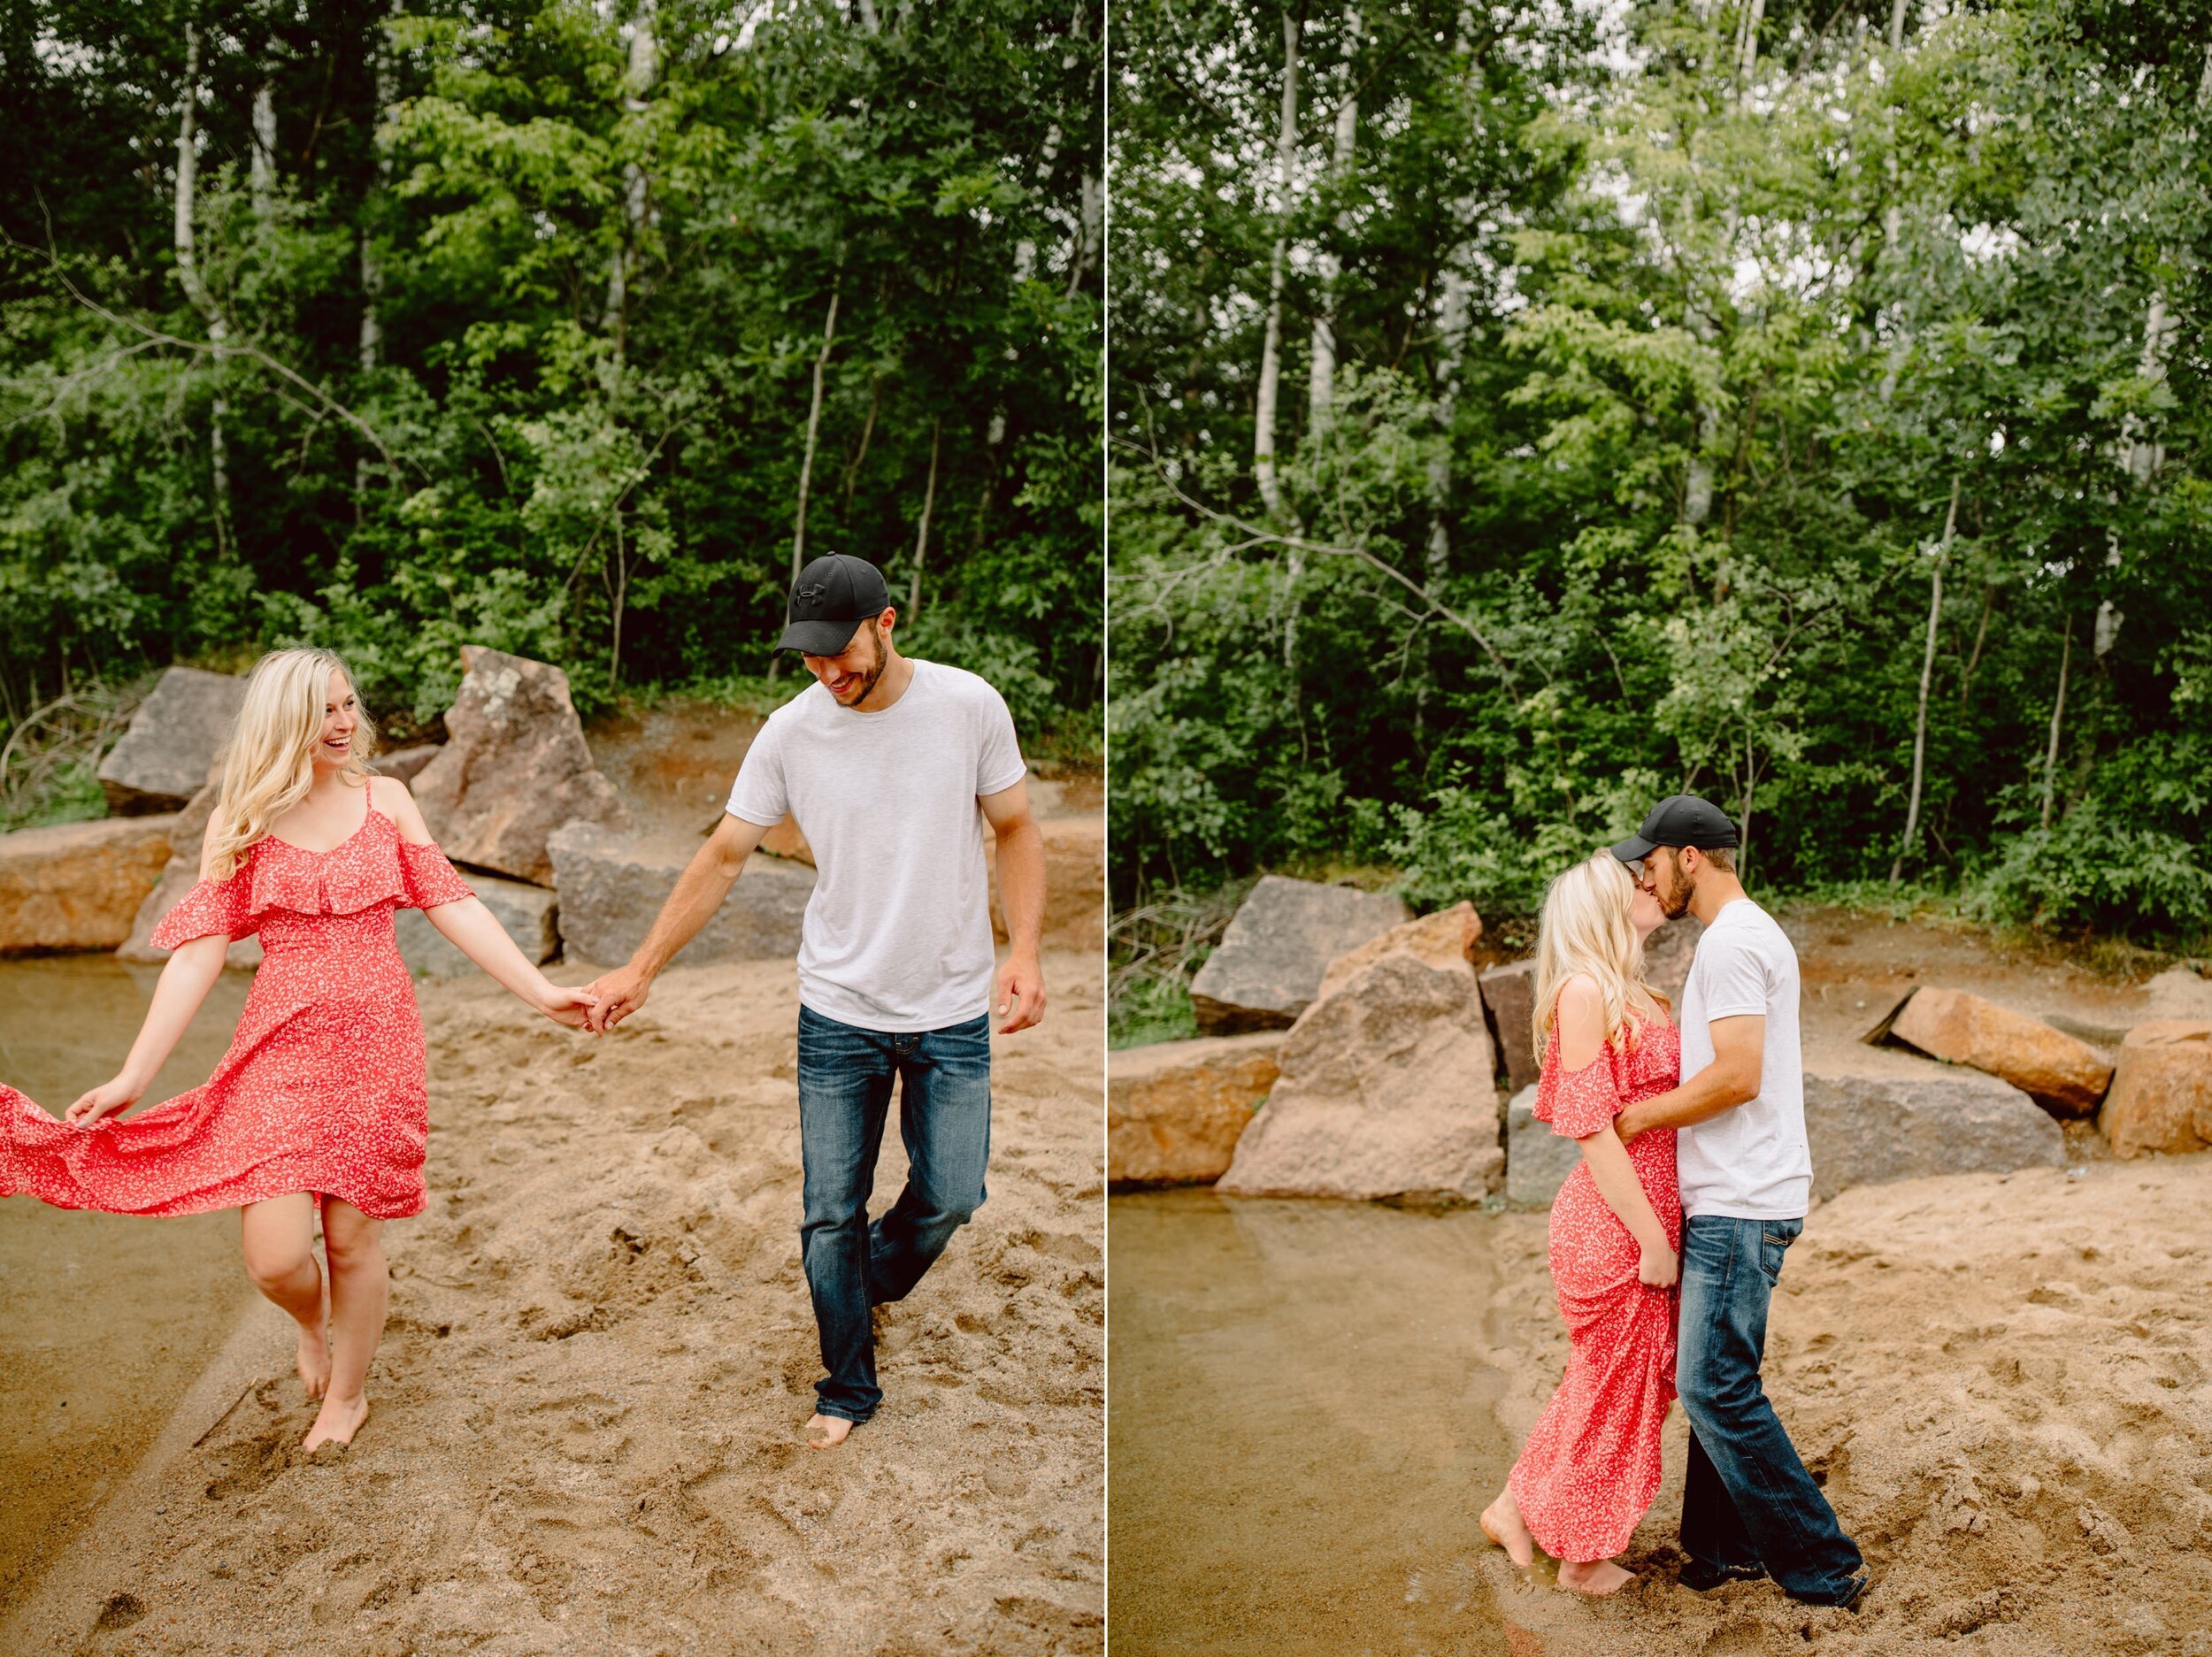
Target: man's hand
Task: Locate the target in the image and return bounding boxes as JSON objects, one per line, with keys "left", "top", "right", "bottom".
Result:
{"left": 995, "top": 953, "right": 1046, "bottom": 1035}
{"left": 585, "top": 963, "right": 655, "bottom": 1033}
{"left": 1614, "top": 1101, "right": 1648, "bottom": 1146}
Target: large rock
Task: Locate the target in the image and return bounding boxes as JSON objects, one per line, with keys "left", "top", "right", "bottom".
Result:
{"left": 394, "top": 871, "right": 559, "bottom": 978}
{"left": 1216, "top": 946, "right": 1501, "bottom": 1203}
{"left": 989, "top": 815, "right": 1105, "bottom": 955}
{"left": 1481, "top": 959, "right": 1541, "bottom": 1093}
{"left": 2100, "top": 1023, "right": 2212, "bottom": 1159}
{"left": 1881, "top": 986, "right": 2113, "bottom": 1117}
{"left": 1506, "top": 1082, "right": 1586, "bottom": 1209}
{"left": 372, "top": 745, "right": 442, "bottom": 786}
{"left": 549, "top": 823, "right": 812, "bottom": 968}
{"left": 1802, "top": 1070, "right": 2064, "bottom": 1201}
{"left": 0, "top": 817, "right": 179, "bottom": 953}
{"left": 1642, "top": 915, "right": 1704, "bottom": 1009}
{"left": 1317, "top": 902, "right": 1479, "bottom": 1001}
{"left": 411, "top": 648, "right": 627, "bottom": 886}
{"left": 1108, "top": 1032, "right": 1284, "bottom": 1186}
{"left": 96, "top": 668, "right": 244, "bottom": 815}
{"left": 1189, "top": 876, "right": 1410, "bottom": 1034}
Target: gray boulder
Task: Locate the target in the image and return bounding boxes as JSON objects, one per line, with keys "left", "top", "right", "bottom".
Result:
{"left": 394, "top": 871, "right": 559, "bottom": 978}
{"left": 1190, "top": 876, "right": 1410, "bottom": 1034}
{"left": 1506, "top": 1083, "right": 1585, "bottom": 1209}
{"left": 371, "top": 744, "right": 442, "bottom": 786}
{"left": 1216, "top": 946, "right": 1501, "bottom": 1203}
{"left": 98, "top": 668, "right": 245, "bottom": 814}
{"left": 1643, "top": 915, "right": 1704, "bottom": 1009}
{"left": 1481, "top": 959, "right": 1541, "bottom": 1093}
{"left": 1804, "top": 1069, "right": 2063, "bottom": 1200}
{"left": 412, "top": 648, "right": 627, "bottom": 886}
{"left": 549, "top": 822, "right": 812, "bottom": 968}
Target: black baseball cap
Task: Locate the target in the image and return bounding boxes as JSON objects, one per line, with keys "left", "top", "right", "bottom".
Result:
{"left": 1610, "top": 794, "right": 1740, "bottom": 865}
{"left": 775, "top": 553, "right": 892, "bottom": 655}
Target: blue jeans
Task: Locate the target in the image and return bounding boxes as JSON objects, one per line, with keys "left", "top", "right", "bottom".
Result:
{"left": 795, "top": 1005, "right": 992, "bottom": 1424}
{"left": 1677, "top": 1216, "right": 1865, "bottom": 1604}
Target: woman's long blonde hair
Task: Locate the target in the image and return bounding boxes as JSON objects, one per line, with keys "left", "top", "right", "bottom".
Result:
{"left": 204, "top": 649, "right": 379, "bottom": 878}
{"left": 1531, "top": 849, "right": 1665, "bottom": 1063}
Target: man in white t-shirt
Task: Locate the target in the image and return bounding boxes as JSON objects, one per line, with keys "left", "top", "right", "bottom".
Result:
{"left": 582, "top": 553, "right": 1048, "bottom": 1449}
{"left": 1610, "top": 795, "right": 1866, "bottom": 1609}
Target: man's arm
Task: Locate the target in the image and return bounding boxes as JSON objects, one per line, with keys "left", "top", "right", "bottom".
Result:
{"left": 981, "top": 779, "right": 1047, "bottom": 1034}
{"left": 584, "top": 813, "right": 772, "bottom": 1032}
{"left": 1616, "top": 1014, "right": 1765, "bottom": 1143}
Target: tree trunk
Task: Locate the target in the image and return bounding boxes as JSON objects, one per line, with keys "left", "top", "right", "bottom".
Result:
{"left": 1253, "top": 9, "right": 1301, "bottom": 518}
{"left": 174, "top": 22, "right": 232, "bottom": 552}
{"left": 1736, "top": 0, "right": 1764, "bottom": 81}
{"left": 1305, "top": 6, "right": 1359, "bottom": 437}
{"left": 1891, "top": 477, "right": 1957, "bottom": 884}
{"left": 1957, "top": 579, "right": 1994, "bottom": 708}
{"left": 2042, "top": 612, "right": 2073, "bottom": 829}
{"left": 791, "top": 281, "right": 841, "bottom": 583}
{"left": 250, "top": 73, "right": 277, "bottom": 221}
{"left": 907, "top": 418, "right": 941, "bottom": 618}
{"left": 1888, "top": 0, "right": 1908, "bottom": 50}
{"left": 604, "top": 3, "right": 658, "bottom": 382}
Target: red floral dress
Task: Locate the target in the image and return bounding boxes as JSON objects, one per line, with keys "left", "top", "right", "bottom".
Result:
{"left": 1506, "top": 1014, "right": 1682, "bottom": 1563}
{"left": 0, "top": 801, "right": 472, "bottom": 1220}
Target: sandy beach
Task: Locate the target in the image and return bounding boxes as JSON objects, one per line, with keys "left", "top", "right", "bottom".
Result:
{"left": 1, "top": 948, "right": 1104, "bottom": 1656}
{"left": 1479, "top": 1155, "right": 2212, "bottom": 1656}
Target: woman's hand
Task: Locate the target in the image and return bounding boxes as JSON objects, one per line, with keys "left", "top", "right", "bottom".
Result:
{"left": 1638, "top": 1240, "right": 1678, "bottom": 1289}
{"left": 65, "top": 1077, "right": 142, "bottom": 1127}
{"left": 533, "top": 980, "right": 600, "bottom": 1030}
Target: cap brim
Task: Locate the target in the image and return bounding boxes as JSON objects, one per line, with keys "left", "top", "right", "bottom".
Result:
{"left": 1610, "top": 835, "right": 1657, "bottom": 865}
{"left": 775, "top": 618, "right": 865, "bottom": 655}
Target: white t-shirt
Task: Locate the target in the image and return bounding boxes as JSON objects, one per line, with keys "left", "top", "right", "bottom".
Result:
{"left": 726, "top": 660, "right": 1026, "bottom": 1032}
{"left": 1676, "top": 897, "right": 1811, "bottom": 1221}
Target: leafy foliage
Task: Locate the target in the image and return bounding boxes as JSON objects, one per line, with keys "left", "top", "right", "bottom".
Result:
{"left": 0, "top": 0, "right": 1100, "bottom": 758}
{"left": 1111, "top": 0, "right": 2212, "bottom": 942}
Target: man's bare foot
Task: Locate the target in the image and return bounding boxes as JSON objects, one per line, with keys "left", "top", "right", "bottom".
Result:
{"left": 301, "top": 1393, "right": 369, "bottom": 1455}
{"left": 1558, "top": 1558, "right": 1633, "bottom": 1596}
{"left": 1480, "top": 1489, "right": 1537, "bottom": 1569}
{"left": 804, "top": 1412, "right": 854, "bottom": 1449}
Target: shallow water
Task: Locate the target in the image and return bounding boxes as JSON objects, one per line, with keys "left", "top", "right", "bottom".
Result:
{"left": 1109, "top": 1190, "right": 1517, "bottom": 1657}
{"left": 0, "top": 955, "right": 257, "bottom": 1612}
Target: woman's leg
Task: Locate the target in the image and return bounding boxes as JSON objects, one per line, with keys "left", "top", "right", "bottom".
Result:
{"left": 303, "top": 1196, "right": 384, "bottom": 1451}
{"left": 240, "top": 1193, "right": 329, "bottom": 1400}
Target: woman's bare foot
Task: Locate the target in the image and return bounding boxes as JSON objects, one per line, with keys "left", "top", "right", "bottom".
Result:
{"left": 1558, "top": 1558, "right": 1633, "bottom": 1596}
{"left": 301, "top": 1392, "right": 370, "bottom": 1455}
{"left": 296, "top": 1319, "right": 331, "bottom": 1400}
{"left": 1480, "top": 1489, "right": 1536, "bottom": 1569}
{"left": 804, "top": 1412, "right": 854, "bottom": 1449}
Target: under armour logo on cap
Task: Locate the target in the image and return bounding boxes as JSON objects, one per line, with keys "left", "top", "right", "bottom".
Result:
{"left": 798, "top": 584, "right": 827, "bottom": 603}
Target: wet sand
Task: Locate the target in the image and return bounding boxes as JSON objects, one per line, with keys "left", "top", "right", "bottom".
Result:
{"left": 0, "top": 956, "right": 256, "bottom": 1615}
{"left": 1116, "top": 1157, "right": 2212, "bottom": 1656}
{"left": 2, "top": 948, "right": 1104, "bottom": 1655}
{"left": 1109, "top": 1191, "right": 1514, "bottom": 1657}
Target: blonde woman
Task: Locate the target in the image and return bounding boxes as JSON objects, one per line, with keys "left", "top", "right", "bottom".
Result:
{"left": 1480, "top": 849, "right": 1679, "bottom": 1594}
{"left": 0, "top": 649, "right": 595, "bottom": 1454}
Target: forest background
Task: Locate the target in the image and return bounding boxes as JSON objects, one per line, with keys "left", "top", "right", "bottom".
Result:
{"left": 0, "top": 0, "right": 1102, "bottom": 828}
{"left": 1110, "top": 0, "right": 2212, "bottom": 1041}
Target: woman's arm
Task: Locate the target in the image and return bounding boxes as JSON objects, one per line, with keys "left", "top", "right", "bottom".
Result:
{"left": 373, "top": 777, "right": 594, "bottom": 1027}
{"left": 67, "top": 933, "right": 228, "bottom": 1124}
{"left": 1555, "top": 975, "right": 1676, "bottom": 1287}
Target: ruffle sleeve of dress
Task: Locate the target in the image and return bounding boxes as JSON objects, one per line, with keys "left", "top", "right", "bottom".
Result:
{"left": 1537, "top": 1041, "right": 1626, "bottom": 1140}
{"left": 147, "top": 855, "right": 260, "bottom": 948}
{"left": 396, "top": 838, "right": 472, "bottom": 909}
